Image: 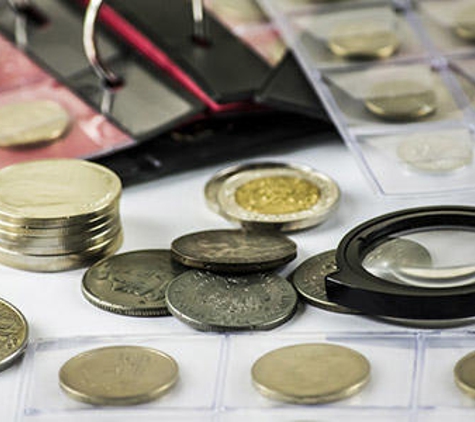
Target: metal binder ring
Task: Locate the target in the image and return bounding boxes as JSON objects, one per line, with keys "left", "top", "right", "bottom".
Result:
{"left": 7, "top": 0, "right": 30, "bottom": 49}
{"left": 83, "top": 0, "right": 122, "bottom": 89}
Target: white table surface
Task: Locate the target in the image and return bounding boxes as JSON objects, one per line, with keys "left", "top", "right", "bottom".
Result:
{"left": 2, "top": 132, "right": 475, "bottom": 421}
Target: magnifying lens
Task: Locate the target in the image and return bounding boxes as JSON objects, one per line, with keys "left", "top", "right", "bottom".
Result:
{"left": 326, "top": 206, "right": 475, "bottom": 320}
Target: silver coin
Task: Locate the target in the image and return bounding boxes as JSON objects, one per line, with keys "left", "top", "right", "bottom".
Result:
{"left": 82, "top": 250, "right": 189, "bottom": 317}
{"left": 171, "top": 229, "right": 297, "bottom": 273}
{"left": 0, "top": 298, "right": 28, "bottom": 372}
{"left": 397, "top": 134, "right": 473, "bottom": 173}
{"left": 291, "top": 250, "right": 360, "bottom": 314}
{"left": 165, "top": 270, "right": 298, "bottom": 331}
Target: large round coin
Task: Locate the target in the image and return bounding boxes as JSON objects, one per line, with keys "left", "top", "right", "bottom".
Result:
{"left": 213, "top": 164, "right": 340, "bottom": 232}
{"left": 0, "top": 298, "right": 28, "bottom": 371}
{"left": 0, "top": 159, "right": 121, "bottom": 224}
{"left": 0, "top": 100, "right": 70, "bottom": 148}
{"left": 165, "top": 271, "right": 298, "bottom": 331}
{"left": 171, "top": 230, "right": 297, "bottom": 273}
{"left": 252, "top": 343, "right": 370, "bottom": 404}
{"left": 59, "top": 346, "right": 178, "bottom": 406}
{"left": 455, "top": 350, "right": 475, "bottom": 398}
{"left": 397, "top": 134, "right": 473, "bottom": 173}
{"left": 291, "top": 250, "right": 359, "bottom": 314}
{"left": 82, "top": 250, "right": 189, "bottom": 316}
{"left": 364, "top": 80, "right": 436, "bottom": 121}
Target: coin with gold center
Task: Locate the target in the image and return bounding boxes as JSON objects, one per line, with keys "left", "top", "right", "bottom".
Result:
{"left": 0, "top": 100, "right": 70, "bottom": 148}
{"left": 454, "top": 350, "right": 475, "bottom": 398}
{"left": 252, "top": 343, "right": 370, "bottom": 404}
{"left": 0, "top": 298, "right": 28, "bottom": 372}
{"left": 59, "top": 345, "right": 178, "bottom": 406}
{"left": 364, "top": 80, "right": 437, "bottom": 121}
{"left": 210, "top": 163, "right": 340, "bottom": 232}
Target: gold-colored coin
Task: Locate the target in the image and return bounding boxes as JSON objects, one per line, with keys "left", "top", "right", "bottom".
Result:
{"left": 0, "top": 100, "right": 70, "bottom": 148}
{"left": 365, "top": 80, "right": 437, "bottom": 121}
{"left": 454, "top": 5, "right": 475, "bottom": 41}
{"left": 454, "top": 351, "right": 475, "bottom": 398}
{"left": 59, "top": 345, "right": 178, "bottom": 406}
{"left": 235, "top": 176, "right": 320, "bottom": 215}
{"left": 0, "top": 298, "right": 28, "bottom": 371}
{"left": 328, "top": 22, "right": 399, "bottom": 59}
{"left": 252, "top": 343, "right": 370, "bottom": 404}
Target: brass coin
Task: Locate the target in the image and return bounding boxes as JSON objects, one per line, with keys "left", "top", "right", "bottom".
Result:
{"left": 59, "top": 345, "right": 178, "bottom": 406}
{"left": 0, "top": 100, "right": 70, "bottom": 148}
{"left": 82, "top": 250, "right": 189, "bottom": 317}
{"left": 252, "top": 343, "right": 370, "bottom": 404}
{"left": 171, "top": 229, "right": 297, "bottom": 273}
{"left": 213, "top": 164, "right": 340, "bottom": 232}
{"left": 328, "top": 22, "right": 399, "bottom": 59}
{"left": 290, "top": 250, "right": 360, "bottom": 314}
{"left": 455, "top": 351, "right": 475, "bottom": 398}
{"left": 0, "top": 298, "right": 28, "bottom": 372}
{"left": 364, "top": 80, "right": 437, "bottom": 121}
{"left": 0, "top": 159, "right": 121, "bottom": 223}
{"left": 455, "top": 5, "right": 475, "bottom": 41}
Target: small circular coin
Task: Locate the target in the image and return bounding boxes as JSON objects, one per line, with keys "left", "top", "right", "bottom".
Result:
{"left": 171, "top": 229, "right": 297, "bottom": 273}
{"left": 364, "top": 80, "right": 437, "bottom": 121}
{"left": 82, "top": 250, "right": 189, "bottom": 317}
{"left": 59, "top": 345, "right": 178, "bottom": 406}
{"left": 328, "top": 22, "right": 399, "bottom": 59}
{"left": 397, "top": 134, "right": 473, "bottom": 173}
{"left": 0, "top": 298, "right": 28, "bottom": 371}
{"left": 252, "top": 343, "right": 370, "bottom": 404}
{"left": 165, "top": 270, "right": 298, "bottom": 331}
{"left": 454, "top": 350, "right": 475, "bottom": 398}
{"left": 0, "top": 100, "right": 70, "bottom": 148}
{"left": 211, "top": 163, "right": 340, "bottom": 232}
{"left": 454, "top": 5, "right": 475, "bottom": 41}
{"left": 290, "top": 250, "right": 360, "bottom": 314}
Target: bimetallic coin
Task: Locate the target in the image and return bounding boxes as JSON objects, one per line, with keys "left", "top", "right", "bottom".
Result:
{"left": 454, "top": 5, "right": 475, "bottom": 41}
{"left": 165, "top": 270, "right": 298, "bottom": 331}
{"left": 455, "top": 351, "right": 475, "bottom": 398}
{"left": 171, "top": 229, "right": 297, "bottom": 273}
{"left": 291, "top": 250, "right": 360, "bottom": 314}
{"left": 214, "top": 164, "right": 340, "bottom": 232}
{"left": 328, "top": 22, "right": 399, "bottom": 59}
{"left": 0, "top": 298, "right": 28, "bottom": 371}
{"left": 252, "top": 343, "right": 370, "bottom": 404}
{"left": 365, "top": 80, "right": 437, "bottom": 121}
{"left": 0, "top": 100, "right": 70, "bottom": 148}
{"left": 59, "top": 346, "right": 178, "bottom": 406}
{"left": 82, "top": 250, "right": 189, "bottom": 317}
{"left": 397, "top": 134, "right": 473, "bottom": 173}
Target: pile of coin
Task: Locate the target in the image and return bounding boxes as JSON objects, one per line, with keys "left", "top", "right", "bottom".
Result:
{"left": 0, "top": 159, "right": 123, "bottom": 272}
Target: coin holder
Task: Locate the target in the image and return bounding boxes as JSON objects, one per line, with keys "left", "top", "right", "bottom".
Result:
{"left": 353, "top": 126, "right": 475, "bottom": 195}
{"left": 15, "top": 334, "right": 223, "bottom": 420}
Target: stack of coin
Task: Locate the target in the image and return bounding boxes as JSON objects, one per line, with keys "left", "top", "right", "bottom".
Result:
{"left": 0, "top": 159, "right": 123, "bottom": 272}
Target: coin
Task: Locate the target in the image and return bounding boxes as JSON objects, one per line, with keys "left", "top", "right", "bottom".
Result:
{"left": 59, "top": 345, "right": 178, "bottom": 406}
{"left": 82, "top": 250, "right": 189, "bottom": 317}
{"left": 364, "top": 80, "right": 437, "bottom": 121}
{"left": 171, "top": 229, "right": 297, "bottom": 273}
{"left": 0, "top": 100, "right": 70, "bottom": 148}
{"left": 454, "top": 5, "right": 475, "bottom": 41}
{"left": 290, "top": 250, "right": 360, "bottom": 314}
{"left": 328, "top": 22, "right": 399, "bottom": 59}
{"left": 362, "top": 238, "right": 432, "bottom": 285}
{"left": 454, "top": 350, "right": 475, "bottom": 398}
{"left": 397, "top": 134, "right": 473, "bottom": 173}
{"left": 251, "top": 343, "right": 370, "bottom": 404}
{"left": 165, "top": 270, "right": 298, "bottom": 331}
{"left": 212, "top": 163, "right": 340, "bottom": 232}
{"left": 0, "top": 298, "right": 28, "bottom": 372}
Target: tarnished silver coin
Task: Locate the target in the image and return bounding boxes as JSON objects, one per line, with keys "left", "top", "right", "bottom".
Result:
{"left": 82, "top": 250, "right": 189, "bottom": 317}
{"left": 365, "top": 80, "right": 437, "bottom": 121}
{"left": 207, "top": 162, "right": 340, "bottom": 232}
{"left": 397, "top": 134, "right": 473, "bottom": 173}
{"left": 0, "top": 298, "right": 28, "bottom": 372}
{"left": 165, "top": 270, "right": 298, "bottom": 331}
{"left": 291, "top": 250, "right": 360, "bottom": 314}
{"left": 171, "top": 229, "right": 297, "bottom": 273}
{"left": 0, "top": 100, "right": 70, "bottom": 148}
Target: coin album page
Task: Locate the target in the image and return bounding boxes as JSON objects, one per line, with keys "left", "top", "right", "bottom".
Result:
{"left": 260, "top": 0, "right": 475, "bottom": 197}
